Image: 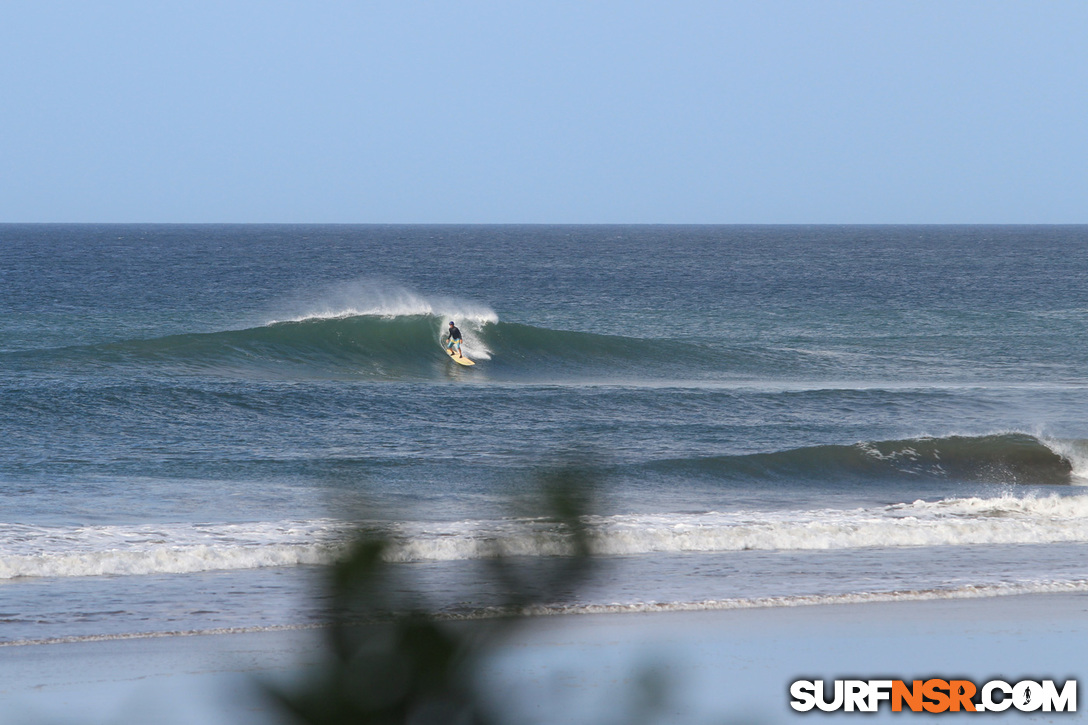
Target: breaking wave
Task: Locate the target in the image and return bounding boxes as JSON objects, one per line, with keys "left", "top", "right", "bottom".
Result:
{"left": 8, "top": 314, "right": 723, "bottom": 381}
{"left": 5, "top": 492, "right": 1088, "bottom": 579}
{"left": 649, "top": 433, "right": 1084, "bottom": 485}
{"left": 0, "top": 283, "right": 735, "bottom": 380}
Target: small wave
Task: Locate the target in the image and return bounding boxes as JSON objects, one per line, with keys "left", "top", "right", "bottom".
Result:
{"left": 5, "top": 581, "right": 1087, "bottom": 646}
{"left": 650, "top": 433, "right": 1078, "bottom": 485}
{"left": 6, "top": 493, "right": 1088, "bottom": 579}
{"left": 0, "top": 623, "right": 322, "bottom": 648}
{"left": 479, "top": 580, "right": 1088, "bottom": 619}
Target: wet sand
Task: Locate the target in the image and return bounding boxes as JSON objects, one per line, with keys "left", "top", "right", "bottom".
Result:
{"left": 2, "top": 592, "right": 1085, "bottom": 724}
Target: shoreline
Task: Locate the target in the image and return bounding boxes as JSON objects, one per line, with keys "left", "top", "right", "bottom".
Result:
{"left": 2, "top": 590, "right": 1085, "bottom": 724}
{"left": 5, "top": 578, "right": 1088, "bottom": 649}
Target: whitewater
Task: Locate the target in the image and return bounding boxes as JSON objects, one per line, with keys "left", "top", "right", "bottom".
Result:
{"left": 3, "top": 224, "right": 1088, "bottom": 645}
{"left": 5, "top": 492, "right": 1088, "bottom": 581}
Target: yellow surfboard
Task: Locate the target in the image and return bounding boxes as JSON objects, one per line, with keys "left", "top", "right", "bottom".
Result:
{"left": 444, "top": 347, "right": 475, "bottom": 366}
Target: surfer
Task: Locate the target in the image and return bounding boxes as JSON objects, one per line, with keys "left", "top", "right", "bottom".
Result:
{"left": 444, "top": 321, "right": 464, "bottom": 358}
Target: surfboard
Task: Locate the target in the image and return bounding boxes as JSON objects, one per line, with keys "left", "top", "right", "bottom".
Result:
{"left": 444, "top": 347, "right": 475, "bottom": 366}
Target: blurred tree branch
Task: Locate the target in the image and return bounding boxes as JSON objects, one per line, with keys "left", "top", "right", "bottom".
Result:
{"left": 267, "top": 464, "right": 601, "bottom": 725}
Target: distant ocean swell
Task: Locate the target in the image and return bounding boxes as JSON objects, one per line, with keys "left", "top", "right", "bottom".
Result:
{"left": 5, "top": 493, "right": 1088, "bottom": 579}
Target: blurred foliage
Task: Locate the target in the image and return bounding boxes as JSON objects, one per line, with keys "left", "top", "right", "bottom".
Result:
{"left": 267, "top": 466, "right": 605, "bottom": 725}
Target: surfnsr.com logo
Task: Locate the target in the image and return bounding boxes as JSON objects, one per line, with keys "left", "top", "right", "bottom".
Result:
{"left": 790, "top": 679, "right": 1077, "bottom": 713}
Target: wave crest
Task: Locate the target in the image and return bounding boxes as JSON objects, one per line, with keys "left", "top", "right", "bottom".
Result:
{"left": 651, "top": 433, "right": 1078, "bottom": 485}
{"left": 16, "top": 315, "right": 721, "bottom": 381}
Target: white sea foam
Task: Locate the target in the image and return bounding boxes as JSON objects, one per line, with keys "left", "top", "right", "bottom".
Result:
{"left": 1040, "top": 436, "right": 1088, "bottom": 483}
{"left": 389, "top": 494, "right": 1088, "bottom": 560}
{"left": 274, "top": 282, "right": 497, "bottom": 324}
{"left": 0, "top": 520, "right": 349, "bottom": 579}
{"left": 496, "top": 579, "right": 1088, "bottom": 619}
{"left": 5, "top": 494, "right": 1088, "bottom": 579}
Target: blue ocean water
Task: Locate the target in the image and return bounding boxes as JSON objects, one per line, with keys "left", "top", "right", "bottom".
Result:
{"left": 4, "top": 224, "right": 1088, "bottom": 643}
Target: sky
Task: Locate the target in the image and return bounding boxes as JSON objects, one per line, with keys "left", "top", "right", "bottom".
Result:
{"left": 1, "top": 1, "right": 1086, "bottom": 224}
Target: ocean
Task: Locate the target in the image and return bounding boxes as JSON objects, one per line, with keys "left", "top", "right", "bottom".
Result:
{"left": 4, "top": 224, "right": 1088, "bottom": 645}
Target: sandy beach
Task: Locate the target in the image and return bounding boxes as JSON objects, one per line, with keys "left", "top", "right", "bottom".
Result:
{"left": 2, "top": 592, "right": 1085, "bottom": 724}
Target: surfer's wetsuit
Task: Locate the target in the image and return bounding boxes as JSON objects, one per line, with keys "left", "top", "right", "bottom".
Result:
{"left": 446, "top": 324, "right": 463, "bottom": 356}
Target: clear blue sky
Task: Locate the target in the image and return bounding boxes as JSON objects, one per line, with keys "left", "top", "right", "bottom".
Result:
{"left": 2, "top": 1, "right": 1085, "bottom": 223}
